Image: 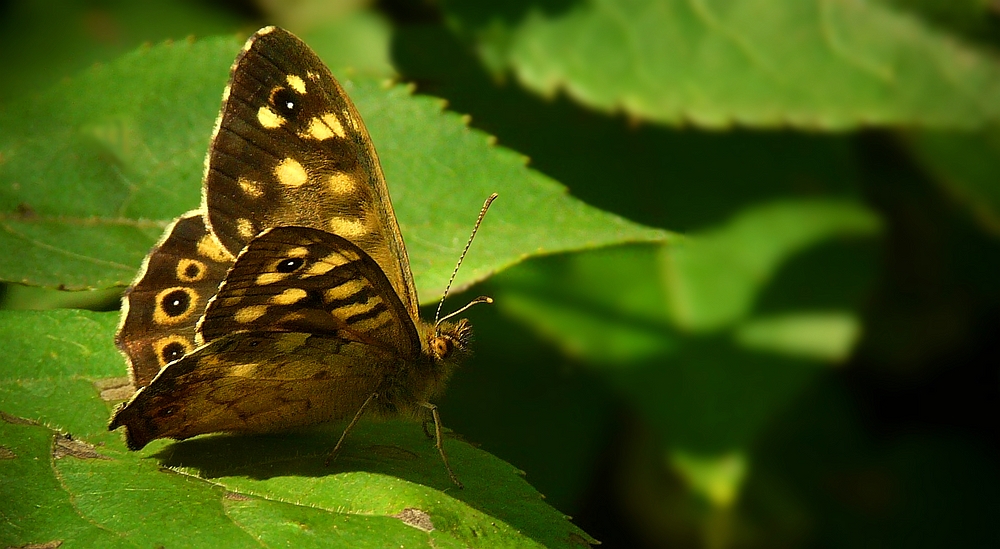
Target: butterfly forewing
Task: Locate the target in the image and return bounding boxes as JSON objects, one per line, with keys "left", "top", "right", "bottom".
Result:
{"left": 197, "top": 226, "right": 420, "bottom": 357}
{"left": 115, "top": 211, "right": 234, "bottom": 387}
{"left": 203, "top": 26, "right": 419, "bottom": 318}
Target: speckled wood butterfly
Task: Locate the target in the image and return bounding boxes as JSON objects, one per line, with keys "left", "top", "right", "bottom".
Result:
{"left": 109, "top": 26, "right": 493, "bottom": 487}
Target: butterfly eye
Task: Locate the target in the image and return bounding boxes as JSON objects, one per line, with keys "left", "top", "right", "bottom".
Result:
{"left": 271, "top": 88, "right": 300, "bottom": 119}
{"left": 430, "top": 336, "right": 453, "bottom": 360}
{"left": 276, "top": 258, "right": 305, "bottom": 272}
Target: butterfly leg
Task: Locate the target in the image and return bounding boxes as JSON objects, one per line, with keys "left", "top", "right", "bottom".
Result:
{"left": 420, "top": 402, "right": 463, "bottom": 489}
{"left": 325, "top": 392, "right": 378, "bottom": 466}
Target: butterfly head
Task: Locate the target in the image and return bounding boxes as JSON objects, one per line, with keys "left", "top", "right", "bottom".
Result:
{"left": 429, "top": 317, "right": 473, "bottom": 362}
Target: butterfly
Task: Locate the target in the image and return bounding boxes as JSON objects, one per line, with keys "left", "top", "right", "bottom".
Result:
{"left": 109, "top": 26, "right": 493, "bottom": 487}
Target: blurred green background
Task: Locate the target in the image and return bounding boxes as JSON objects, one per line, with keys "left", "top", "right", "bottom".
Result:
{"left": 1, "top": 1, "right": 998, "bottom": 547}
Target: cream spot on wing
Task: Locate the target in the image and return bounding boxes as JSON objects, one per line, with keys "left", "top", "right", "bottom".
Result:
{"left": 328, "top": 172, "right": 355, "bottom": 194}
{"left": 257, "top": 272, "right": 290, "bottom": 285}
{"left": 299, "top": 113, "right": 345, "bottom": 141}
{"left": 286, "top": 74, "right": 306, "bottom": 94}
{"left": 301, "top": 118, "right": 332, "bottom": 140}
{"left": 284, "top": 246, "right": 309, "bottom": 258}
{"left": 325, "top": 113, "right": 346, "bottom": 136}
{"left": 221, "top": 84, "right": 231, "bottom": 103}
{"left": 278, "top": 311, "right": 306, "bottom": 324}
{"left": 274, "top": 158, "right": 308, "bottom": 187}
{"left": 257, "top": 106, "right": 285, "bottom": 129}
{"left": 219, "top": 296, "right": 243, "bottom": 307}
{"left": 272, "top": 288, "right": 307, "bottom": 305}
{"left": 324, "top": 279, "right": 366, "bottom": 302}
{"left": 230, "top": 363, "right": 257, "bottom": 377}
{"left": 349, "top": 310, "right": 393, "bottom": 332}
{"left": 328, "top": 217, "right": 366, "bottom": 238}
{"left": 234, "top": 305, "right": 268, "bottom": 324}
{"left": 197, "top": 235, "right": 233, "bottom": 262}
{"left": 237, "top": 218, "right": 255, "bottom": 239}
{"left": 338, "top": 298, "right": 380, "bottom": 319}
{"left": 238, "top": 176, "right": 264, "bottom": 198}
{"left": 302, "top": 251, "right": 351, "bottom": 277}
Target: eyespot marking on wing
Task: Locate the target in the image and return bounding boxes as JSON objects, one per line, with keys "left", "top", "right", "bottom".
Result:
{"left": 153, "top": 287, "right": 198, "bottom": 325}
{"left": 176, "top": 259, "right": 206, "bottom": 283}
{"left": 153, "top": 335, "right": 193, "bottom": 367}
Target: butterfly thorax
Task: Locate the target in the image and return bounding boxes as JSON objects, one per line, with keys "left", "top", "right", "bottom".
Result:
{"left": 373, "top": 317, "right": 471, "bottom": 418}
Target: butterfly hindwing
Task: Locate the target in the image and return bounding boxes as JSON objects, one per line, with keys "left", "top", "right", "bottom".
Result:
{"left": 115, "top": 211, "right": 234, "bottom": 387}
{"left": 203, "top": 26, "right": 419, "bottom": 318}
{"left": 197, "top": 226, "right": 421, "bottom": 357}
{"left": 109, "top": 331, "right": 394, "bottom": 450}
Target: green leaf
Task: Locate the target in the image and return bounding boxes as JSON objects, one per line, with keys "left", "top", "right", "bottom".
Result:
{"left": 0, "top": 36, "right": 235, "bottom": 289}
{"left": 0, "top": 30, "right": 667, "bottom": 293}
{"left": 444, "top": 0, "right": 1000, "bottom": 129}
{"left": 300, "top": 9, "right": 397, "bottom": 78}
{"left": 903, "top": 128, "right": 1000, "bottom": 235}
{"left": 0, "top": 309, "right": 595, "bottom": 548}
{"left": 496, "top": 198, "right": 880, "bottom": 363}
{"left": 0, "top": 309, "right": 121, "bottom": 437}
{"left": 0, "top": 0, "right": 244, "bottom": 107}
{"left": 496, "top": 244, "right": 679, "bottom": 363}
{"left": 663, "top": 199, "right": 882, "bottom": 331}
{"left": 489, "top": 196, "right": 880, "bottom": 453}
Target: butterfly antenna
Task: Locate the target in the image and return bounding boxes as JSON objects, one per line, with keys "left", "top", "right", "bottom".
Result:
{"left": 434, "top": 193, "right": 498, "bottom": 332}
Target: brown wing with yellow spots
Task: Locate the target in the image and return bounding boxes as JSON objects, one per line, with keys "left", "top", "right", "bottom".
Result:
{"left": 202, "top": 26, "right": 419, "bottom": 319}
{"left": 197, "top": 226, "right": 420, "bottom": 358}
{"left": 115, "top": 211, "right": 234, "bottom": 388}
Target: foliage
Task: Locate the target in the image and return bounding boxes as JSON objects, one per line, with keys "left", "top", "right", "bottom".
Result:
{"left": 1, "top": 1, "right": 998, "bottom": 548}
